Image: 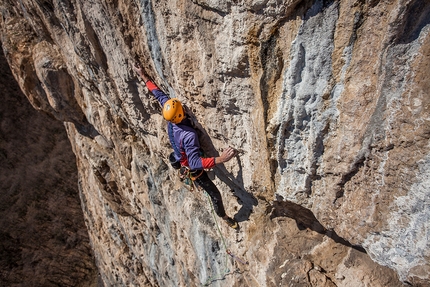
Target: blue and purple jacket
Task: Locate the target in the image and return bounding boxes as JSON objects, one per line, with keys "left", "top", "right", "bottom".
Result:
{"left": 146, "top": 81, "right": 216, "bottom": 170}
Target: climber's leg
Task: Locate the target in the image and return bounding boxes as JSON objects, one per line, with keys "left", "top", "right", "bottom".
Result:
{"left": 193, "top": 171, "right": 227, "bottom": 218}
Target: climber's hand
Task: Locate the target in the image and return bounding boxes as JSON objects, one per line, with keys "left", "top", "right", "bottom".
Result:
{"left": 133, "top": 62, "right": 150, "bottom": 82}
{"left": 133, "top": 62, "right": 142, "bottom": 73}
{"left": 217, "top": 147, "right": 237, "bottom": 164}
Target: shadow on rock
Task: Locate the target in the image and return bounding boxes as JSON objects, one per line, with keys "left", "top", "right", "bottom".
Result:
{"left": 214, "top": 156, "right": 258, "bottom": 223}
{"left": 186, "top": 108, "right": 258, "bottom": 223}
{"left": 270, "top": 195, "right": 366, "bottom": 253}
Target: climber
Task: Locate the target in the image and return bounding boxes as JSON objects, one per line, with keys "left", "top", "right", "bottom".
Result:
{"left": 133, "top": 63, "right": 239, "bottom": 230}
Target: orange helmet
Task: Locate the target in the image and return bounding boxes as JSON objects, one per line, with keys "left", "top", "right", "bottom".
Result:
{"left": 163, "top": 98, "right": 185, "bottom": 124}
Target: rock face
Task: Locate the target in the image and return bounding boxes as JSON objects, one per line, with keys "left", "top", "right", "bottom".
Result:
{"left": 1, "top": 0, "right": 429, "bottom": 286}
{"left": 0, "top": 46, "right": 97, "bottom": 286}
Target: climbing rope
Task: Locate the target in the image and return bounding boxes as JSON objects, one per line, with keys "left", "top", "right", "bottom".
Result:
{"left": 191, "top": 180, "right": 248, "bottom": 285}
{"left": 197, "top": 184, "right": 231, "bottom": 286}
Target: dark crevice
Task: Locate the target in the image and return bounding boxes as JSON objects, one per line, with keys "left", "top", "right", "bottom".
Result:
{"left": 277, "top": 119, "right": 294, "bottom": 171}
{"left": 394, "top": 0, "right": 430, "bottom": 44}
{"left": 348, "top": 11, "right": 364, "bottom": 47}
{"left": 260, "top": 29, "right": 284, "bottom": 130}
{"left": 357, "top": 0, "right": 379, "bottom": 9}
{"left": 307, "top": 121, "right": 330, "bottom": 194}
{"left": 93, "top": 162, "right": 133, "bottom": 216}
{"left": 190, "top": 0, "right": 230, "bottom": 17}
{"left": 73, "top": 120, "right": 100, "bottom": 139}
{"left": 334, "top": 154, "right": 366, "bottom": 202}
{"left": 127, "top": 79, "right": 152, "bottom": 122}
{"left": 82, "top": 12, "right": 108, "bottom": 72}
{"left": 41, "top": 0, "right": 54, "bottom": 13}
{"left": 325, "top": 275, "right": 338, "bottom": 287}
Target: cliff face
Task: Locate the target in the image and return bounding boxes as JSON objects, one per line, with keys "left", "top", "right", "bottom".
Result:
{"left": 0, "top": 46, "right": 97, "bottom": 286}
{"left": 1, "top": 0, "right": 429, "bottom": 286}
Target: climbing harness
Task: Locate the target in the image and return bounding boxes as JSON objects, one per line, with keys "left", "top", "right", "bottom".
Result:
{"left": 179, "top": 167, "right": 204, "bottom": 191}
{"left": 181, "top": 167, "right": 203, "bottom": 181}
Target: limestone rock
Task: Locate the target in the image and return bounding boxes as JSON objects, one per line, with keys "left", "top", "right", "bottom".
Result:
{"left": 0, "top": 45, "right": 97, "bottom": 286}
{"left": 1, "top": 0, "right": 429, "bottom": 286}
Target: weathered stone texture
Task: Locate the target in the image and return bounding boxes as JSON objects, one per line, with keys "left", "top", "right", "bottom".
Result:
{"left": 1, "top": 0, "right": 429, "bottom": 286}
{"left": 0, "top": 46, "right": 97, "bottom": 286}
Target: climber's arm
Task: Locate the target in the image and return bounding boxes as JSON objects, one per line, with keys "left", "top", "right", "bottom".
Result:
{"left": 133, "top": 63, "right": 169, "bottom": 106}
{"left": 145, "top": 81, "right": 169, "bottom": 107}
{"left": 183, "top": 133, "right": 215, "bottom": 170}
{"left": 214, "top": 147, "right": 236, "bottom": 165}
{"left": 183, "top": 133, "right": 236, "bottom": 170}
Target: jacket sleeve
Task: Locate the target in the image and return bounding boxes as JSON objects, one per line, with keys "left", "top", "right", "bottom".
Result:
{"left": 182, "top": 132, "right": 216, "bottom": 170}
{"left": 146, "top": 80, "right": 169, "bottom": 107}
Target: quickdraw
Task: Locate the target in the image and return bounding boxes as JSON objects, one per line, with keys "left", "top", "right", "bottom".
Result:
{"left": 179, "top": 166, "right": 203, "bottom": 191}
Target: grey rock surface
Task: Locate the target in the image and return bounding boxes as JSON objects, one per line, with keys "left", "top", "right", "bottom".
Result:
{"left": 1, "top": 0, "right": 429, "bottom": 286}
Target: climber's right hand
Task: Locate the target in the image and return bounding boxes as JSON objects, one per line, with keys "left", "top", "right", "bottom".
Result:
{"left": 217, "top": 147, "right": 237, "bottom": 164}
{"left": 133, "top": 62, "right": 150, "bottom": 82}
{"left": 133, "top": 62, "right": 144, "bottom": 75}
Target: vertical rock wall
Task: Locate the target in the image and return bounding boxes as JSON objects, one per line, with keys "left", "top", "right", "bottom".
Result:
{"left": 0, "top": 0, "right": 429, "bottom": 286}
{"left": 0, "top": 45, "right": 97, "bottom": 286}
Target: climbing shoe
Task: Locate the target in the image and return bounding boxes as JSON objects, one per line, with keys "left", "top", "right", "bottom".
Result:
{"left": 224, "top": 217, "right": 239, "bottom": 230}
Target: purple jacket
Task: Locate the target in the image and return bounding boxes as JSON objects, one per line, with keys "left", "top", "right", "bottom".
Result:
{"left": 147, "top": 81, "right": 215, "bottom": 170}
